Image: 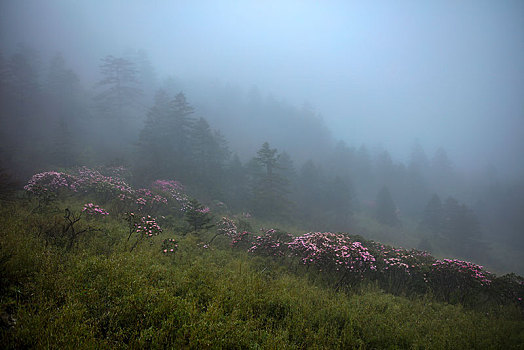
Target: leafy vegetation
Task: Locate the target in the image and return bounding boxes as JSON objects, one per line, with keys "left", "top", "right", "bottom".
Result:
{"left": 1, "top": 167, "right": 522, "bottom": 348}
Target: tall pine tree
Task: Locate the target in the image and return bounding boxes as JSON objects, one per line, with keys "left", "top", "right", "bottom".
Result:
{"left": 375, "top": 186, "right": 400, "bottom": 226}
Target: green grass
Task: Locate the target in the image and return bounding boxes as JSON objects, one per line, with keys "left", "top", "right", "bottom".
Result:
{"left": 1, "top": 200, "right": 523, "bottom": 349}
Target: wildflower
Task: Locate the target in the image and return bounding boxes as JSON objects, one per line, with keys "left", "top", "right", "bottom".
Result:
{"left": 82, "top": 203, "right": 109, "bottom": 216}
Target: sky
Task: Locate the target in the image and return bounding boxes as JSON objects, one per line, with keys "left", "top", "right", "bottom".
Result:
{"left": 1, "top": 0, "right": 523, "bottom": 177}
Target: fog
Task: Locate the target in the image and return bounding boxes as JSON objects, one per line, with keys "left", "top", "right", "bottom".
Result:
{"left": 1, "top": 1, "right": 523, "bottom": 273}
{"left": 2, "top": 0, "right": 523, "bottom": 175}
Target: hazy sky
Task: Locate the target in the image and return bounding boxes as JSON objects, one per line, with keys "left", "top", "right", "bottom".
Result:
{"left": 1, "top": 0, "right": 523, "bottom": 176}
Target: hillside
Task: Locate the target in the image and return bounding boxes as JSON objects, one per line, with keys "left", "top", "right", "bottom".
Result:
{"left": 1, "top": 167, "right": 523, "bottom": 348}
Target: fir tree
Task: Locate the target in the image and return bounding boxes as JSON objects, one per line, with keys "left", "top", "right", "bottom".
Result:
{"left": 251, "top": 142, "right": 291, "bottom": 219}
{"left": 94, "top": 55, "right": 142, "bottom": 118}
{"left": 419, "top": 194, "right": 444, "bottom": 233}
{"left": 375, "top": 186, "right": 400, "bottom": 226}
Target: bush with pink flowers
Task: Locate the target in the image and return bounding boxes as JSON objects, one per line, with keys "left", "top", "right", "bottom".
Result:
{"left": 248, "top": 229, "right": 293, "bottom": 258}
{"left": 287, "top": 232, "right": 377, "bottom": 284}
{"left": 82, "top": 203, "right": 109, "bottom": 217}
{"left": 125, "top": 212, "right": 163, "bottom": 251}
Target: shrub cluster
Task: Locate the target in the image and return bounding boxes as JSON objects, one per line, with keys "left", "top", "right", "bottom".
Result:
{"left": 245, "top": 228, "right": 523, "bottom": 306}
{"left": 23, "top": 167, "right": 524, "bottom": 308}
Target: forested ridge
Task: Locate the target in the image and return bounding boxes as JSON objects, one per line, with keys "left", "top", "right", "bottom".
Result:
{"left": 1, "top": 47, "right": 523, "bottom": 275}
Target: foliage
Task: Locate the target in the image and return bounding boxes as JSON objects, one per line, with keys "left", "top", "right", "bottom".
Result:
{"left": 82, "top": 203, "right": 109, "bottom": 217}
{"left": 248, "top": 228, "right": 293, "bottom": 258}
{"left": 288, "top": 232, "right": 377, "bottom": 281}
{"left": 1, "top": 201, "right": 523, "bottom": 348}
{"left": 251, "top": 142, "right": 292, "bottom": 219}
{"left": 125, "top": 212, "right": 162, "bottom": 251}
{"left": 375, "top": 186, "right": 400, "bottom": 226}
{"left": 0, "top": 167, "right": 18, "bottom": 203}
{"left": 10, "top": 166, "right": 524, "bottom": 348}
{"left": 161, "top": 238, "right": 178, "bottom": 255}
{"left": 183, "top": 199, "right": 213, "bottom": 232}
{"left": 94, "top": 55, "right": 142, "bottom": 116}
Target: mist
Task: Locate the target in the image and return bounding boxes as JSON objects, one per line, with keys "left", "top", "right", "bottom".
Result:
{"left": 2, "top": 0, "right": 523, "bottom": 176}
{"left": 1, "top": 0, "right": 523, "bottom": 274}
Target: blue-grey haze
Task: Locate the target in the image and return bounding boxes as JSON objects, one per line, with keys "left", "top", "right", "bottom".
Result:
{"left": 1, "top": 0, "right": 523, "bottom": 177}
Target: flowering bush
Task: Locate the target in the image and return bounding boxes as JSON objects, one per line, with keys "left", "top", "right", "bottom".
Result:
{"left": 132, "top": 188, "right": 169, "bottom": 211}
{"left": 216, "top": 217, "right": 237, "bottom": 237}
{"left": 364, "top": 242, "right": 435, "bottom": 294}
{"left": 489, "top": 273, "right": 524, "bottom": 306}
{"left": 24, "top": 167, "right": 136, "bottom": 206}
{"left": 24, "top": 169, "right": 193, "bottom": 217}
{"left": 212, "top": 216, "right": 251, "bottom": 247}
{"left": 231, "top": 231, "right": 250, "bottom": 247}
{"left": 424, "top": 258, "right": 494, "bottom": 303}
{"left": 248, "top": 229, "right": 293, "bottom": 258}
{"left": 125, "top": 212, "right": 162, "bottom": 251}
{"left": 162, "top": 238, "right": 178, "bottom": 255}
{"left": 184, "top": 199, "right": 213, "bottom": 232}
{"left": 427, "top": 259, "right": 492, "bottom": 286}
{"left": 72, "top": 166, "right": 133, "bottom": 202}
{"left": 287, "top": 232, "right": 377, "bottom": 277}
{"left": 82, "top": 203, "right": 109, "bottom": 217}
{"left": 151, "top": 179, "right": 189, "bottom": 211}
{"left": 369, "top": 243, "right": 434, "bottom": 274}
{"left": 134, "top": 215, "right": 163, "bottom": 238}
{"left": 24, "top": 171, "right": 78, "bottom": 205}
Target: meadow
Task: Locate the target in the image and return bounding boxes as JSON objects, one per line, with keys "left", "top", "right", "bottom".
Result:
{"left": 1, "top": 166, "right": 523, "bottom": 349}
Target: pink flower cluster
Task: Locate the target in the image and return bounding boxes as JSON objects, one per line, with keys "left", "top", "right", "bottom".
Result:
{"left": 430, "top": 259, "right": 492, "bottom": 286}
{"left": 24, "top": 171, "right": 78, "bottom": 195}
{"left": 231, "top": 231, "right": 249, "bottom": 247}
{"left": 216, "top": 217, "right": 237, "bottom": 237}
{"left": 216, "top": 217, "right": 250, "bottom": 246}
{"left": 73, "top": 166, "right": 133, "bottom": 196}
{"left": 152, "top": 179, "right": 184, "bottom": 192}
{"left": 132, "top": 188, "right": 169, "bottom": 210}
{"left": 82, "top": 203, "right": 109, "bottom": 216}
{"left": 134, "top": 214, "right": 162, "bottom": 237}
{"left": 195, "top": 206, "right": 210, "bottom": 214}
{"left": 287, "top": 232, "right": 377, "bottom": 274}
{"left": 371, "top": 243, "right": 433, "bottom": 275}
{"left": 162, "top": 238, "right": 178, "bottom": 254}
{"left": 248, "top": 229, "right": 293, "bottom": 257}
{"left": 24, "top": 167, "right": 135, "bottom": 200}
{"left": 151, "top": 179, "right": 189, "bottom": 210}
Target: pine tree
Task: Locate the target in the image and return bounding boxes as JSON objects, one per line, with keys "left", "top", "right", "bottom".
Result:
{"left": 251, "top": 142, "right": 291, "bottom": 219}
{"left": 189, "top": 117, "right": 230, "bottom": 196}
{"left": 94, "top": 55, "right": 142, "bottom": 118}
{"left": 170, "top": 92, "right": 195, "bottom": 177}
{"left": 406, "top": 141, "right": 430, "bottom": 215}
{"left": 419, "top": 194, "right": 444, "bottom": 233}
{"left": 6, "top": 46, "right": 40, "bottom": 119}
{"left": 136, "top": 90, "right": 195, "bottom": 183}
{"left": 46, "top": 53, "right": 79, "bottom": 102}
{"left": 224, "top": 154, "right": 249, "bottom": 212}
{"left": 296, "top": 160, "right": 324, "bottom": 227}
{"left": 324, "top": 176, "right": 354, "bottom": 230}
{"left": 51, "top": 118, "right": 76, "bottom": 168}
{"left": 442, "top": 196, "right": 483, "bottom": 255}
{"left": 136, "top": 89, "right": 172, "bottom": 182}
{"left": 375, "top": 186, "right": 400, "bottom": 226}
{"left": 184, "top": 199, "right": 214, "bottom": 232}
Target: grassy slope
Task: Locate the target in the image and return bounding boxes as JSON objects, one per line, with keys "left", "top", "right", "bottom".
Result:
{"left": 1, "top": 201, "right": 523, "bottom": 349}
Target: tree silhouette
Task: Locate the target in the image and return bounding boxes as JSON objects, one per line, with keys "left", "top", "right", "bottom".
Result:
{"left": 94, "top": 55, "right": 141, "bottom": 118}
{"left": 419, "top": 194, "right": 444, "bottom": 233}
{"left": 375, "top": 186, "right": 400, "bottom": 226}
{"left": 252, "top": 142, "right": 291, "bottom": 219}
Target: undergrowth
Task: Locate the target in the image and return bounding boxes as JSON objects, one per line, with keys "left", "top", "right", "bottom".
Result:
{"left": 1, "top": 200, "right": 523, "bottom": 349}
